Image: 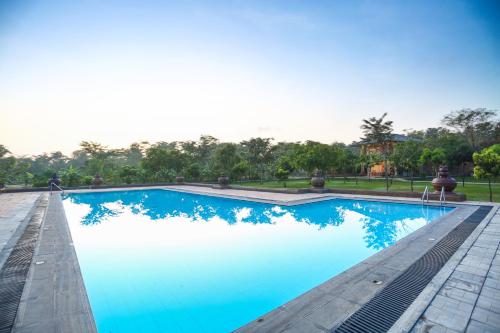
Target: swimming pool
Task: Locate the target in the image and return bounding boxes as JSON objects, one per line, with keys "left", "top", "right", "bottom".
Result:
{"left": 62, "top": 189, "right": 452, "bottom": 333}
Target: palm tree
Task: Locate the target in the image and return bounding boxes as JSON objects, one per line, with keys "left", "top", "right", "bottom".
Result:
{"left": 361, "top": 113, "right": 394, "bottom": 191}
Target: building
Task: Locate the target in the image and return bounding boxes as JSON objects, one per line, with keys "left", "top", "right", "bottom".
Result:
{"left": 359, "top": 134, "right": 414, "bottom": 176}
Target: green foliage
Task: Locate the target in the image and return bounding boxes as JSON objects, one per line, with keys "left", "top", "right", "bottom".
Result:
{"left": 392, "top": 141, "right": 423, "bottom": 173}
{"left": 118, "top": 165, "right": 142, "bottom": 184}
{"left": 391, "top": 141, "right": 423, "bottom": 191}
{"left": 212, "top": 143, "right": 241, "bottom": 177}
{"left": 184, "top": 163, "right": 202, "bottom": 181}
{"left": 32, "top": 170, "right": 55, "bottom": 187}
{"left": 473, "top": 144, "right": 500, "bottom": 201}
{"left": 360, "top": 113, "right": 394, "bottom": 190}
{"left": 360, "top": 113, "right": 394, "bottom": 152}
{"left": 2, "top": 110, "right": 498, "bottom": 192}
{"left": 240, "top": 138, "right": 274, "bottom": 180}
{"left": 275, "top": 167, "right": 290, "bottom": 181}
{"left": 420, "top": 147, "right": 446, "bottom": 174}
{"left": 294, "top": 141, "right": 338, "bottom": 175}
{"left": 82, "top": 175, "right": 93, "bottom": 185}
{"left": 231, "top": 161, "right": 249, "bottom": 180}
{"left": 142, "top": 145, "right": 187, "bottom": 180}
{"left": 153, "top": 168, "right": 176, "bottom": 182}
{"left": 61, "top": 166, "right": 82, "bottom": 187}
{"left": 0, "top": 155, "right": 16, "bottom": 186}
{"left": 473, "top": 144, "right": 500, "bottom": 179}
{"left": 442, "top": 108, "right": 498, "bottom": 150}
{"left": 0, "top": 145, "right": 10, "bottom": 158}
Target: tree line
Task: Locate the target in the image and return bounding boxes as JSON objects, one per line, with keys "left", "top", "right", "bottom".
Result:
{"left": 1, "top": 108, "right": 499, "bottom": 192}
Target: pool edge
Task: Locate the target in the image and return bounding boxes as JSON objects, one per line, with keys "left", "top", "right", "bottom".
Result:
{"left": 234, "top": 204, "right": 496, "bottom": 332}
{"left": 11, "top": 194, "right": 97, "bottom": 333}
{"left": 11, "top": 186, "right": 497, "bottom": 333}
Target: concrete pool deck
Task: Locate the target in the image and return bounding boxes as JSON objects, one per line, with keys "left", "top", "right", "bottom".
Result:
{"left": 0, "top": 185, "right": 498, "bottom": 333}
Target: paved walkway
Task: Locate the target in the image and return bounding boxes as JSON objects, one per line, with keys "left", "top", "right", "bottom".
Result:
{"left": 412, "top": 208, "right": 500, "bottom": 333}
{"left": 0, "top": 192, "right": 41, "bottom": 254}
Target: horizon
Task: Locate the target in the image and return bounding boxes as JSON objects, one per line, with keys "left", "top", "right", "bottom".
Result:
{"left": 1, "top": 0, "right": 500, "bottom": 156}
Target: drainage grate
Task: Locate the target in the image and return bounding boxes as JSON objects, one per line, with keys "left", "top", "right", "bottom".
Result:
{"left": 333, "top": 205, "right": 493, "bottom": 333}
{"left": 0, "top": 198, "right": 47, "bottom": 333}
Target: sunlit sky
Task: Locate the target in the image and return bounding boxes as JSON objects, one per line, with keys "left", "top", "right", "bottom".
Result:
{"left": 1, "top": 0, "right": 499, "bottom": 156}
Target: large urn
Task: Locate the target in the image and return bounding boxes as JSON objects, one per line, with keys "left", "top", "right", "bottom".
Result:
{"left": 93, "top": 173, "right": 104, "bottom": 186}
{"left": 218, "top": 175, "right": 230, "bottom": 187}
{"left": 432, "top": 166, "right": 457, "bottom": 192}
{"left": 311, "top": 171, "right": 325, "bottom": 188}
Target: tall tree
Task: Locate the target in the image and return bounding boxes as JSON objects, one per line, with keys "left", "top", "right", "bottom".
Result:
{"left": 442, "top": 108, "right": 498, "bottom": 150}
{"left": 360, "top": 113, "right": 394, "bottom": 191}
{"left": 240, "top": 138, "right": 274, "bottom": 183}
{"left": 211, "top": 143, "right": 241, "bottom": 179}
{"left": 391, "top": 141, "right": 423, "bottom": 191}
{"left": 0, "top": 145, "right": 15, "bottom": 187}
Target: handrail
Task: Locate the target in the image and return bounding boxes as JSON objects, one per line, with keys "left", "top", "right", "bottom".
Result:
{"left": 421, "top": 186, "right": 429, "bottom": 204}
{"left": 50, "top": 182, "right": 64, "bottom": 195}
{"left": 440, "top": 186, "right": 446, "bottom": 206}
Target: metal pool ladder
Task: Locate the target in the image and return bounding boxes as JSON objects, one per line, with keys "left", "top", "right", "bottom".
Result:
{"left": 421, "top": 186, "right": 429, "bottom": 204}
{"left": 440, "top": 186, "right": 446, "bottom": 206}
{"left": 50, "top": 182, "right": 64, "bottom": 195}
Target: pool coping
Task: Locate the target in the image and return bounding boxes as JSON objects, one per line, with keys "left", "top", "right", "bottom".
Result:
{"left": 11, "top": 194, "right": 97, "bottom": 333}
{"left": 10, "top": 185, "right": 498, "bottom": 333}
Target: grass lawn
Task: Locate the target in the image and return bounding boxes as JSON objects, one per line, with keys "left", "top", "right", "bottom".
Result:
{"left": 238, "top": 178, "right": 500, "bottom": 203}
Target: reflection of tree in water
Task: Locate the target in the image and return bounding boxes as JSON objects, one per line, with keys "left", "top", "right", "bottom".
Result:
{"left": 286, "top": 203, "right": 346, "bottom": 229}
{"left": 341, "top": 200, "right": 431, "bottom": 250}
{"left": 66, "top": 190, "right": 347, "bottom": 227}
{"left": 65, "top": 191, "right": 444, "bottom": 250}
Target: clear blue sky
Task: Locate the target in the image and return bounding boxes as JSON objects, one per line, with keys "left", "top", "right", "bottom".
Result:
{"left": 1, "top": 0, "right": 499, "bottom": 155}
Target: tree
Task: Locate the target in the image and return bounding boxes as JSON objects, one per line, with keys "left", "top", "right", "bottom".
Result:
{"left": 442, "top": 108, "right": 498, "bottom": 150}
{"left": 360, "top": 113, "right": 393, "bottom": 191}
{"left": 240, "top": 138, "right": 274, "bottom": 182}
{"left": 212, "top": 143, "right": 241, "bottom": 179}
{"left": 473, "top": 144, "right": 500, "bottom": 202}
{"left": 0, "top": 145, "right": 15, "bottom": 187}
{"left": 420, "top": 148, "right": 446, "bottom": 176}
{"left": 0, "top": 145, "right": 9, "bottom": 158}
{"left": 231, "top": 161, "right": 250, "bottom": 181}
{"left": 61, "top": 165, "right": 82, "bottom": 187}
{"left": 391, "top": 141, "right": 423, "bottom": 191}
{"left": 360, "top": 152, "right": 382, "bottom": 183}
{"left": 118, "top": 165, "right": 142, "bottom": 184}
{"left": 274, "top": 156, "right": 295, "bottom": 187}
{"left": 142, "top": 145, "right": 187, "bottom": 181}
{"left": 293, "top": 141, "right": 337, "bottom": 176}
{"left": 342, "top": 148, "right": 361, "bottom": 184}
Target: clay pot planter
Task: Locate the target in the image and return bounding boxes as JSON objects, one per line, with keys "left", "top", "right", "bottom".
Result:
{"left": 432, "top": 165, "right": 457, "bottom": 192}
{"left": 92, "top": 173, "right": 104, "bottom": 186}
{"left": 311, "top": 174, "right": 325, "bottom": 188}
{"left": 175, "top": 176, "right": 184, "bottom": 184}
{"left": 218, "top": 175, "right": 230, "bottom": 187}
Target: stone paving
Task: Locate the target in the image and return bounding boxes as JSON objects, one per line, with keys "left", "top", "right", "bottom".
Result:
{"left": 0, "top": 192, "right": 41, "bottom": 255}
{"left": 412, "top": 208, "right": 500, "bottom": 333}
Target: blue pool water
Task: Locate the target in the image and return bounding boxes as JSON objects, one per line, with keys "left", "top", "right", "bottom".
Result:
{"left": 62, "top": 189, "right": 452, "bottom": 333}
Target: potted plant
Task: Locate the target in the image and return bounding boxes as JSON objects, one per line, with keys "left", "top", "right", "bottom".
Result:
{"left": 218, "top": 175, "right": 230, "bottom": 187}
{"left": 92, "top": 173, "right": 104, "bottom": 186}
{"left": 311, "top": 170, "right": 325, "bottom": 188}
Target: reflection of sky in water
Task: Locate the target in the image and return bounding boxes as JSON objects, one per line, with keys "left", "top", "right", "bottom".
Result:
{"left": 63, "top": 189, "right": 451, "bottom": 333}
